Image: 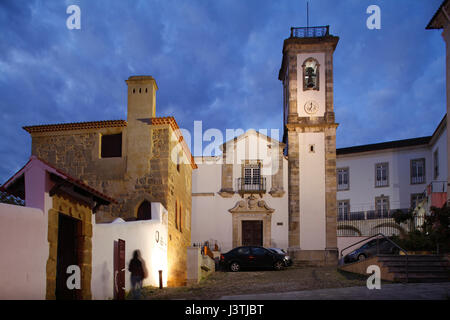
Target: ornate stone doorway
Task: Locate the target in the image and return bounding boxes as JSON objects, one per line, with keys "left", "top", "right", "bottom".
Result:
{"left": 229, "top": 195, "right": 275, "bottom": 248}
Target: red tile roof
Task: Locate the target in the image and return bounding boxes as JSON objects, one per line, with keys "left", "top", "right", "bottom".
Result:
{"left": 23, "top": 120, "right": 127, "bottom": 133}
{"left": 1, "top": 156, "right": 117, "bottom": 205}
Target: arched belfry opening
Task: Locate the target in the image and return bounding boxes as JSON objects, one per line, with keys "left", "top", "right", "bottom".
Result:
{"left": 137, "top": 200, "right": 152, "bottom": 220}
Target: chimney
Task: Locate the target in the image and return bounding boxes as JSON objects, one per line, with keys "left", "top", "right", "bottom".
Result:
{"left": 125, "top": 75, "right": 158, "bottom": 177}
{"left": 126, "top": 75, "right": 158, "bottom": 121}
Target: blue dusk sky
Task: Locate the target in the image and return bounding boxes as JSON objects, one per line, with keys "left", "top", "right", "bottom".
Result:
{"left": 0, "top": 0, "right": 446, "bottom": 183}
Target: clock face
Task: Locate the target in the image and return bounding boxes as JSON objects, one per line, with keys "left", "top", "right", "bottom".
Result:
{"left": 304, "top": 100, "right": 319, "bottom": 115}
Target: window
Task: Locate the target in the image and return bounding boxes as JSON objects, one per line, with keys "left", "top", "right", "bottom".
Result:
{"left": 411, "top": 158, "right": 425, "bottom": 184}
{"left": 411, "top": 193, "right": 425, "bottom": 210}
{"left": 179, "top": 203, "right": 182, "bottom": 232}
{"left": 176, "top": 153, "right": 181, "bottom": 172}
{"left": 434, "top": 149, "right": 439, "bottom": 180}
{"left": 337, "top": 200, "right": 350, "bottom": 221}
{"left": 337, "top": 168, "right": 349, "bottom": 191}
{"left": 101, "top": 133, "right": 122, "bottom": 158}
{"left": 137, "top": 201, "right": 152, "bottom": 220}
{"left": 375, "top": 196, "right": 390, "bottom": 218}
{"left": 244, "top": 162, "right": 261, "bottom": 186}
{"left": 175, "top": 200, "right": 182, "bottom": 232}
{"left": 251, "top": 247, "right": 267, "bottom": 256}
{"left": 175, "top": 200, "right": 178, "bottom": 230}
{"left": 375, "top": 163, "right": 389, "bottom": 187}
{"left": 302, "top": 58, "right": 319, "bottom": 91}
{"left": 236, "top": 247, "right": 250, "bottom": 255}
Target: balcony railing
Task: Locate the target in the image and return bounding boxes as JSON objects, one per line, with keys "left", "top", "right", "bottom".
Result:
{"left": 337, "top": 209, "right": 410, "bottom": 222}
{"left": 290, "top": 26, "right": 329, "bottom": 38}
{"left": 237, "top": 177, "right": 266, "bottom": 194}
{"left": 427, "top": 181, "right": 447, "bottom": 194}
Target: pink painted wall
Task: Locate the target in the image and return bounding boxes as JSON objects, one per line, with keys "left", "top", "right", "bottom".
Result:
{"left": 0, "top": 203, "right": 48, "bottom": 299}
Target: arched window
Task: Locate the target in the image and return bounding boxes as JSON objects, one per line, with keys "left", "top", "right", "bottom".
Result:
{"left": 302, "top": 58, "right": 320, "bottom": 91}
{"left": 137, "top": 201, "right": 152, "bottom": 220}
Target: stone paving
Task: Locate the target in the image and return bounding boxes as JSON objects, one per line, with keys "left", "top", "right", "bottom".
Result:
{"left": 220, "top": 282, "right": 450, "bottom": 300}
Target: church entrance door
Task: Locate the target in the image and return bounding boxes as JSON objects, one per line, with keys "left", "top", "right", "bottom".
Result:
{"left": 242, "top": 220, "right": 263, "bottom": 246}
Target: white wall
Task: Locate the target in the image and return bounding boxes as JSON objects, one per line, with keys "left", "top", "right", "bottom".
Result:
{"left": 431, "top": 127, "right": 447, "bottom": 183}
{"left": 298, "top": 132, "right": 326, "bottom": 250}
{"left": 0, "top": 203, "right": 48, "bottom": 300}
{"left": 91, "top": 203, "right": 168, "bottom": 300}
{"left": 337, "top": 146, "right": 431, "bottom": 212}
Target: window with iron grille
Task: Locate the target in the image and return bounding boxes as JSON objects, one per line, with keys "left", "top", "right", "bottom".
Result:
{"left": 411, "top": 193, "right": 425, "bottom": 210}
{"left": 375, "top": 196, "right": 390, "bottom": 218}
{"left": 375, "top": 163, "right": 389, "bottom": 187}
{"left": 337, "top": 168, "right": 349, "bottom": 191}
{"left": 411, "top": 158, "right": 425, "bottom": 184}
{"left": 244, "top": 163, "right": 261, "bottom": 185}
{"left": 433, "top": 149, "right": 439, "bottom": 180}
{"left": 337, "top": 200, "right": 350, "bottom": 221}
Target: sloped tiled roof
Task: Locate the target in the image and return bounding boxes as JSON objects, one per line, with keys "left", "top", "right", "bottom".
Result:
{"left": 23, "top": 120, "right": 127, "bottom": 133}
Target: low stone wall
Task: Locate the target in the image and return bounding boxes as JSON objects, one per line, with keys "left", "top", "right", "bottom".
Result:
{"left": 186, "top": 247, "right": 215, "bottom": 285}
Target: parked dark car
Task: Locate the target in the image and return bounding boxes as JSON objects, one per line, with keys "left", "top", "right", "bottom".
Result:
{"left": 219, "top": 246, "right": 286, "bottom": 272}
{"left": 343, "top": 238, "right": 399, "bottom": 264}
{"left": 268, "top": 248, "right": 293, "bottom": 267}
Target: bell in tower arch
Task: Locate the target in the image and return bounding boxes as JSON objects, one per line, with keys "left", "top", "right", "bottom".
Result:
{"left": 303, "top": 58, "right": 319, "bottom": 91}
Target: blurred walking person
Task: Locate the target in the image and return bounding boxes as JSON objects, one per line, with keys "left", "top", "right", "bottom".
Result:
{"left": 128, "top": 250, "right": 146, "bottom": 299}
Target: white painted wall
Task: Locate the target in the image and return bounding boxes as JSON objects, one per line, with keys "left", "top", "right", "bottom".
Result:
{"left": 431, "top": 128, "right": 447, "bottom": 183}
{"left": 91, "top": 203, "right": 168, "bottom": 300}
{"left": 337, "top": 146, "right": 432, "bottom": 212}
{"left": 298, "top": 132, "right": 326, "bottom": 250}
{"left": 0, "top": 203, "right": 48, "bottom": 300}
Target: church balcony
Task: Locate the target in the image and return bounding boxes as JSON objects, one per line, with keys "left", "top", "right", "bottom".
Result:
{"left": 236, "top": 177, "right": 266, "bottom": 196}
{"left": 290, "top": 26, "right": 329, "bottom": 38}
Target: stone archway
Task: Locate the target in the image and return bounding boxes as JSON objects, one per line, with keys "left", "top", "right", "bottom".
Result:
{"left": 228, "top": 195, "right": 275, "bottom": 248}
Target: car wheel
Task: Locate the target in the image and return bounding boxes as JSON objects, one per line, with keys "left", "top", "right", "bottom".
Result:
{"left": 230, "top": 262, "right": 240, "bottom": 272}
{"left": 357, "top": 254, "right": 366, "bottom": 261}
{"left": 274, "top": 260, "right": 284, "bottom": 271}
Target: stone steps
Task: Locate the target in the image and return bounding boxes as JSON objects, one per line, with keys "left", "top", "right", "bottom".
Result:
{"left": 378, "top": 254, "right": 450, "bottom": 283}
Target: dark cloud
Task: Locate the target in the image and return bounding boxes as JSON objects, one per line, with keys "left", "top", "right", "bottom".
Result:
{"left": 0, "top": 0, "right": 446, "bottom": 182}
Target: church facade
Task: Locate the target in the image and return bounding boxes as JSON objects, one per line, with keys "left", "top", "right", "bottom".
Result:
{"left": 191, "top": 24, "right": 448, "bottom": 265}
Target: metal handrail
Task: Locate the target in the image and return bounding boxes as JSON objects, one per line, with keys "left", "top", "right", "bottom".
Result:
{"left": 340, "top": 233, "right": 409, "bottom": 283}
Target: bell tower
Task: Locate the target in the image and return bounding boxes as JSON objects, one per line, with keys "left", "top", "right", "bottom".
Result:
{"left": 279, "top": 26, "right": 339, "bottom": 265}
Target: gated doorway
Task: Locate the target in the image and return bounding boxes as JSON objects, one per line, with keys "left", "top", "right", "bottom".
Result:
{"left": 242, "top": 220, "right": 263, "bottom": 246}
{"left": 55, "top": 213, "right": 81, "bottom": 300}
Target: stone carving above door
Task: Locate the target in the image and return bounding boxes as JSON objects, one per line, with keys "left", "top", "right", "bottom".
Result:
{"left": 228, "top": 195, "right": 275, "bottom": 214}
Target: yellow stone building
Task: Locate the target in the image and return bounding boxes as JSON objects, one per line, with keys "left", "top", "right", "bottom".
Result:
{"left": 23, "top": 76, "right": 196, "bottom": 287}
